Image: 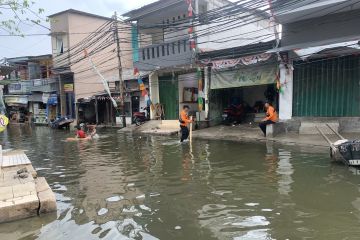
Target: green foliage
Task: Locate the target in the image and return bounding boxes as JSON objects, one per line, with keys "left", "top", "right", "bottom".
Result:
{"left": 0, "top": 0, "right": 45, "bottom": 35}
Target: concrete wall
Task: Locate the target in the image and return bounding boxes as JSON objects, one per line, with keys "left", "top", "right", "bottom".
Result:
{"left": 197, "top": 10, "right": 274, "bottom": 52}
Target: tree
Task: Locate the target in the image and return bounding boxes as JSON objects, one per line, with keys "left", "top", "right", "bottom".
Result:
{"left": 0, "top": 0, "right": 45, "bottom": 36}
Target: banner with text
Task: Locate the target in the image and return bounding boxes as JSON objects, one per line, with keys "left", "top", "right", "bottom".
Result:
{"left": 211, "top": 65, "right": 278, "bottom": 89}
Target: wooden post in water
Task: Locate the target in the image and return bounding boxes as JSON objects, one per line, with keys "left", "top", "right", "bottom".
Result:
{"left": 189, "top": 116, "right": 193, "bottom": 143}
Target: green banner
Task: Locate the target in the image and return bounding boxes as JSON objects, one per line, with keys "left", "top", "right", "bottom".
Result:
{"left": 211, "top": 65, "right": 278, "bottom": 89}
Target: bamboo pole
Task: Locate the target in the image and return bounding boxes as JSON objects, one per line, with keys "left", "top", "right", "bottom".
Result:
{"left": 189, "top": 116, "right": 193, "bottom": 143}
{"left": 326, "top": 123, "right": 345, "bottom": 140}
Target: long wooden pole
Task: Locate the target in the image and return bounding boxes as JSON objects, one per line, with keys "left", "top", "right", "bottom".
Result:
{"left": 189, "top": 116, "right": 193, "bottom": 143}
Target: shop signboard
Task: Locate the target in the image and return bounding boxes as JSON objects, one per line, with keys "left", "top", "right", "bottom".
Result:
{"left": 4, "top": 95, "right": 29, "bottom": 105}
{"left": 64, "top": 84, "right": 74, "bottom": 92}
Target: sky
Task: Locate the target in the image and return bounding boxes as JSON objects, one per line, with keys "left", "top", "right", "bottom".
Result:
{"left": 0, "top": 0, "right": 158, "bottom": 59}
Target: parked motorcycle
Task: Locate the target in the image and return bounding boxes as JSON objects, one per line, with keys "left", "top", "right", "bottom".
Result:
{"left": 222, "top": 104, "right": 245, "bottom": 125}
{"left": 133, "top": 107, "right": 150, "bottom": 126}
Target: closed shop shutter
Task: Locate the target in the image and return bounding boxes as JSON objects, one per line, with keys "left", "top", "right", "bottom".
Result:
{"left": 159, "top": 76, "right": 179, "bottom": 120}
{"left": 293, "top": 55, "right": 360, "bottom": 117}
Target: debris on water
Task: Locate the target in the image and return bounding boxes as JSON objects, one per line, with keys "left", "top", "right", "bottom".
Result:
{"left": 261, "top": 209, "right": 273, "bottom": 212}
{"left": 139, "top": 205, "right": 151, "bottom": 212}
{"left": 97, "top": 208, "right": 108, "bottom": 216}
{"left": 211, "top": 190, "right": 232, "bottom": 196}
{"left": 136, "top": 194, "right": 145, "bottom": 199}
{"left": 123, "top": 206, "right": 138, "bottom": 213}
{"left": 127, "top": 183, "right": 135, "bottom": 187}
{"left": 106, "top": 195, "right": 124, "bottom": 202}
{"left": 245, "top": 203, "right": 259, "bottom": 207}
{"left": 150, "top": 192, "right": 160, "bottom": 197}
{"left": 175, "top": 226, "right": 182, "bottom": 230}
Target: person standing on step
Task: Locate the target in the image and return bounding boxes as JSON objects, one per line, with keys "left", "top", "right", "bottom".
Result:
{"left": 259, "top": 102, "right": 278, "bottom": 137}
{"left": 179, "top": 105, "right": 194, "bottom": 142}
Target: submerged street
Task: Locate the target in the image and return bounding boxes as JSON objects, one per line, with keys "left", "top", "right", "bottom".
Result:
{"left": 0, "top": 126, "right": 359, "bottom": 240}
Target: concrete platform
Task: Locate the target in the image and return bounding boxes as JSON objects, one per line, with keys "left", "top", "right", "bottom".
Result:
{"left": 0, "top": 149, "right": 56, "bottom": 224}
{"left": 192, "top": 124, "right": 359, "bottom": 148}
{"left": 120, "top": 120, "right": 179, "bottom": 136}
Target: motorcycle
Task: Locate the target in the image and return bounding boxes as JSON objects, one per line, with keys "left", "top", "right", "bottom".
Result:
{"left": 132, "top": 107, "right": 150, "bottom": 126}
{"left": 222, "top": 104, "right": 245, "bottom": 125}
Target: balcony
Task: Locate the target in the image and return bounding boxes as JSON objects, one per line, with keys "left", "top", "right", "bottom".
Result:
{"left": 134, "top": 37, "right": 194, "bottom": 71}
{"left": 7, "top": 78, "right": 58, "bottom": 94}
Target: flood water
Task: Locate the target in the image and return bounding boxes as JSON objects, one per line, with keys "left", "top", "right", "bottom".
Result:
{"left": 0, "top": 126, "right": 360, "bottom": 240}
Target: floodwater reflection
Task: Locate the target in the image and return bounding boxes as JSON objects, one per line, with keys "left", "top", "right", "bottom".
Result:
{"left": 0, "top": 127, "right": 359, "bottom": 240}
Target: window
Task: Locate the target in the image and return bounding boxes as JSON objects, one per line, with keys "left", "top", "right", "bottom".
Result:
{"left": 172, "top": 17, "right": 175, "bottom": 23}
{"left": 162, "top": 45, "right": 165, "bottom": 56}
{"left": 157, "top": 46, "right": 160, "bottom": 58}
{"left": 55, "top": 36, "right": 64, "bottom": 55}
{"left": 183, "top": 40, "right": 187, "bottom": 52}
{"left": 172, "top": 42, "right": 175, "bottom": 54}
{"left": 147, "top": 48, "right": 150, "bottom": 59}
{"left": 152, "top": 48, "right": 155, "bottom": 58}
{"left": 178, "top": 40, "right": 181, "bottom": 53}
{"left": 142, "top": 49, "right": 146, "bottom": 60}
{"left": 167, "top": 44, "right": 170, "bottom": 55}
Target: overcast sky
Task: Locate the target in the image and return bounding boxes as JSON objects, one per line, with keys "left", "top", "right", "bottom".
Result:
{"left": 0, "top": 0, "right": 158, "bottom": 59}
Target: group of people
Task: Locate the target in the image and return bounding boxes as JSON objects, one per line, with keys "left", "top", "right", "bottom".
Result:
{"left": 179, "top": 102, "right": 278, "bottom": 142}
{"left": 75, "top": 124, "right": 98, "bottom": 139}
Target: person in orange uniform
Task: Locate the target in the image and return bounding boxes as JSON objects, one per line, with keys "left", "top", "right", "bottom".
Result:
{"left": 259, "top": 102, "right": 278, "bottom": 137}
{"left": 179, "top": 105, "right": 194, "bottom": 142}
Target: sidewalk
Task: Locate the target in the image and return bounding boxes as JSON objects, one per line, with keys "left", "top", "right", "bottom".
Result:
{"left": 193, "top": 124, "right": 358, "bottom": 148}
{"left": 0, "top": 150, "right": 56, "bottom": 223}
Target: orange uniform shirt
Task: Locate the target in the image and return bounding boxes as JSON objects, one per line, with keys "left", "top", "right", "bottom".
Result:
{"left": 265, "top": 106, "right": 278, "bottom": 122}
{"left": 180, "top": 110, "right": 192, "bottom": 127}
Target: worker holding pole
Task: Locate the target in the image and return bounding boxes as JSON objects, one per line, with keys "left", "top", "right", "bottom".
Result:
{"left": 179, "top": 105, "right": 194, "bottom": 142}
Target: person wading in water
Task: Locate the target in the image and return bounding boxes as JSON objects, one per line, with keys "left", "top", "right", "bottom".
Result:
{"left": 259, "top": 102, "right": 278, "bottom": 137}
{"left": 179, "top": 105, "right": 194, "bottom": 142}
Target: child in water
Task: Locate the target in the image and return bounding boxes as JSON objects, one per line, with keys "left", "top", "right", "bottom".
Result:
{"left": 88, "top": 125, "right": 99, "bottom": 139}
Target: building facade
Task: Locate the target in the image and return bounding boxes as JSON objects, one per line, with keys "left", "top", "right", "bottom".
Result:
{"left": 124, "top": 0, "right": 275, "bottom": 125}
{"left": 272, "top": 0, "right": 360, "bottom": 126}
{"left": 49, "top": 9, "right": 134, "bottom": 125}
{"left": 3, "top": 55, "right": 58, "bottom": 124}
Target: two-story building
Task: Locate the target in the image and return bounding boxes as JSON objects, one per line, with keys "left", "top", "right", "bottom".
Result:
{"left": 49, "top": 9, "right": 134, "bottom": 125}
{"left": 124, "top": 0, "right": 276, "bottom": 125}
{"left": 271, "top": 0, "right": 360, "bottom": 132}
{"left": 3, "top": 54, "right": 58, "bottom": 124}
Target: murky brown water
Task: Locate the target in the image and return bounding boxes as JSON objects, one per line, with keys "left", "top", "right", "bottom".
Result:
{"left": 0, "top": 125, "right": 360, "bottom": 240}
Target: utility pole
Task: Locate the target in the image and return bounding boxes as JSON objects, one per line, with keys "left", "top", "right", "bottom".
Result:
{"left": 113, "top": 12, "right": 126, "bottom": 127}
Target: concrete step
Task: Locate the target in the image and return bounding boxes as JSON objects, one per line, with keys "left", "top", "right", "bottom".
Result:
{"left": 160, "top": 120, "right": 179, "bottom": 130}
{"left": 299, "top": 121, "right": 339, "bottom": 135}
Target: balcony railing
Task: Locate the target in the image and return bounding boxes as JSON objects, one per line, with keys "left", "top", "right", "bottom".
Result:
{"left": 134, "top": 37, "right": 194, "bottom": 71}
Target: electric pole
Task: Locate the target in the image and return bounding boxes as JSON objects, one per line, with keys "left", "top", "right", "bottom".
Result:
{"left": 113, "top": 12, "right": 126, "bottom": 127}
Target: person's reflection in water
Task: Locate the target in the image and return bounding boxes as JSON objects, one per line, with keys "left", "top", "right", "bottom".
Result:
{"left": 181, "top": 145, "right": 193, "bottom": 182}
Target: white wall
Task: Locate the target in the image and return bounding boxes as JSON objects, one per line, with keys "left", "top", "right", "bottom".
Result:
{"left": 178, "top": 74, "right": 198, "bottom": 114}
{"left": 279, "top": 63, "right": 293, "bottom": 120}
{"left": 149, "top": 72, "right": 159, "bottom": 119}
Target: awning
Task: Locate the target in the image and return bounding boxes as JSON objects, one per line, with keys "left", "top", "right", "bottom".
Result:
{"left": 211, "top": 65, "right": 278, "bottom": 90}
{"left": 267, "top": 35, "right": 360, "bottom": 53}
